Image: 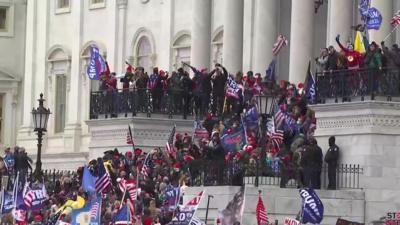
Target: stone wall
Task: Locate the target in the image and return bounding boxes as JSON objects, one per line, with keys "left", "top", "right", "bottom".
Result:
{"left": 312, "top": 101, "right": 400, "bottom": 223}
{"left": 183, "top": 185, "right": 365, "bottom": 225}
{"left": 86, "top": 116, "right": 194, "bottom": 159}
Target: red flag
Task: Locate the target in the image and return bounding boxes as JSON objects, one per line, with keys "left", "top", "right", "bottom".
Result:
{"left": 256, "top": 196, "right": 269, "bottom": 225}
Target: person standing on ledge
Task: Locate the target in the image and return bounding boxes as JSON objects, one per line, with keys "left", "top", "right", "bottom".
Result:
{"left": 324, "top": 136, "right": 339, "bottom": 190}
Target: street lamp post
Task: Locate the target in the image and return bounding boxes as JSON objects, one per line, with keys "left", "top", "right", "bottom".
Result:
{"left": 255, "top": 94, "right": 275, "bottom": 187}
{"left": 31, "top": 93, "right": 51, "bottom": 181}
{"left": 205, "top": 195, "right": 214, "bottom": 224}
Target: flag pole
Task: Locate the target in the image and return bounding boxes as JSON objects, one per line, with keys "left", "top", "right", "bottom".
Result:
{"left": 383, "top": 25, "right": 399, "bottom": 42}
{"left": 120, "top": 185, "right": 127, "bottom": 210}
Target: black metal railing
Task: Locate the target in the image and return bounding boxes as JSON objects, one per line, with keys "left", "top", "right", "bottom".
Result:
{"left": 316, "top": 67, "right": 400, "bottom": 103}
{"left": 244, "top": 163, "right": 363, "bottom": 189}
{"left": 90, "top": 88, "right": 200, "bottom": 120}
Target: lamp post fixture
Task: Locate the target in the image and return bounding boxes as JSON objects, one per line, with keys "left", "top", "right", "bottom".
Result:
{"left": 254, "top": 94, "right": 275, "bottom": 187}
{"left": 31, "top": 93, "right": 51, "bottom": 181}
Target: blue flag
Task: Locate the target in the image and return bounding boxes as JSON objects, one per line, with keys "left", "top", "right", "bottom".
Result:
{"left": 366, "top": 7, "right": 382, "bottom": 30}
{"left": 163, "top": 186, "right": 181, "bottom": 212}
{"left": 299, "top": 188, "right": 324, "bottom": 224}
{"left": 112, "top": 205, "right": 131, "bottom": 224}
{"left": 265, "top": 59, "right": 276, "bottom": 82}
{"left": 1, "top": 189, "right": 14, "bottom": 214}
{"left": 86, "top": 46, "right": 106, "bottom": 80}
{"left": 242, "top": 106, "right": 259, "bottom": 131}
{"left": 71, "top": 195, "right": 102, "bottom": 225}
{"left": 359, "top": 0, "right": 370, "bottom": 17}
{"left": 305, "top": 62, "right": 316, "bottom": 104}
{"left": 82, "top": 166, "right": 96, "bottom": 194}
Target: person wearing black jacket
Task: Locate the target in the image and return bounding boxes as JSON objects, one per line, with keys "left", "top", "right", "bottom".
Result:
{"left": 185, "top": 63, "right": 216, "bottom": 118}
{"left": 309, "top": 138, "right": 323, "bottom": 189}
{"left": 324, "top": 136, "right": 339, "bottom": 190}
{"left": 211, "top": 63, "right": 228, "bottom": 116}
{"left": 327, "top": 46, "right": 339, "bottom": 71}
{"left": 179, "top": 71, "right": 193, "bottom": 119}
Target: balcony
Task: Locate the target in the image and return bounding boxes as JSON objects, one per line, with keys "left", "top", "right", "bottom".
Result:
{"left": 90, "top": 88, "right": 197, "bottom": 120}
{"left": 315, "top": 67, "right": 400, "bottom": 104}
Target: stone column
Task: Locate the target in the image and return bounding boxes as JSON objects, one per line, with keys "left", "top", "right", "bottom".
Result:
{"left": 116, "top": 0, "right": 128, "bottom": 75}
{"left": 369, "top": 0, "right": 394, "bottom": 45}
{"left": 190, "top": 0, "right": 211, "bottom": 69}
{"left": 326, "top": 0, "right": 353, "bottom": 48}
{"left": 288, "top": 0, "right": 314, "bottom": 84}
{"left": 20, "top": 0, "right": 37, "bottom": 131}
{"left": 222, "top": 0, "right": 244, "bottom": 73}
{"left": 63, "top": 0, "right": 83, "bottom": 152}
{"left": 252, "top": 0, "right": 278, "bottom": 75}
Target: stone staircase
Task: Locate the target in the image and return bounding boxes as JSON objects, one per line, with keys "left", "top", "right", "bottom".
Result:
{"left": 183, "top": 185, "right": 365, "bottom": 225}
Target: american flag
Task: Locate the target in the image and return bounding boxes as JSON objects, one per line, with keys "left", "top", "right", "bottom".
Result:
{"left": 165, "top": 125, "right": 176, "bottom": 157}
{"left": 23, "top": 189, "right": 34, "bottom": 208}
{"left": 95, "top": 159, "right": 112, "bottom": 193}
{"left": 272, "top": 103, "right": 285, "bottom": 128}
{"left": 256, "top": 196, "right": 269, "bottom": 225}
{"left": 127, "top": 126, "right": 134, "bottom": 145}
{"left": 141, "top": 153, "right": 153, "bottom": 177}
{"left": 272, "top": 34, "right": 288, "bottom": 55}
{"left": 90, "top": 202, "right": 100, "bottom": 219}
{"left": 118, "top": 178, "right": 137, "bottom": 201}
{"left": 266, "top": 117, "right": 284, "bottom": 148}
{"left": 391, "top": 11, "right": 400, "bottom": 26}
{"left": 126, "top": 132, "right": 133, "bottom": 145}
{"left": 267, "top": 129, "right": 284, "bottom": 148}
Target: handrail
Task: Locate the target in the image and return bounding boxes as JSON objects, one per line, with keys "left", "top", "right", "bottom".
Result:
{"left": 315, "top": 67, "right": 400, "bottom": 103}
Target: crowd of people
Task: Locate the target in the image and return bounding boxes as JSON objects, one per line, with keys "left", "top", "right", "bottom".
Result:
{"left": 0, "top": 74, "right": 343, "bottom": 225}
{"left": 97, "top": 61, "right": 266, "bottom": 119}
{"left": 316, "top": 35, "right": 400, "bottom": 71}
{"left": 8, "top": 33, "right": 400, "bottom": 225}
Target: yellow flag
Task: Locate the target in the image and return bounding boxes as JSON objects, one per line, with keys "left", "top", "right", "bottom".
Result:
{"left": 58, "top": 196, "right": 86, "bottom": 215}
{"left": 354, "top": 31, "right": 366, "bottom": 54}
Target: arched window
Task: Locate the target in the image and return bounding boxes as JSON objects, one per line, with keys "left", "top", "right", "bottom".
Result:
{"left": 137, "top": 36, "right": 152, "bottom": 74}
{"left": 211, "top": 28, "right": 223, "bottom": 65}
{"left": 172, "top": 32, "right": 191, "bottom": 70}
{"left": 47, "top": 46, "right": 71, "bottom": 133}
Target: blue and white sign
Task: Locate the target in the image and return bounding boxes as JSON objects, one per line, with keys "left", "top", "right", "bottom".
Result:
{"left": 86, "top": 46, "right": 106, "bottom": 80}
{"left": 299, "top": 188, "right": 324, "bottom": 224}
{"left": 366, "top": 7, "right": 382, "bottom": 30}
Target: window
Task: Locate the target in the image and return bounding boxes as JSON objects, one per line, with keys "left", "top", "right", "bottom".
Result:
{"left": 212, "top": 30, "right": 223, "bottom": 65}
{"left": 89, "top": 0, "right": 106, "bottom": 10}
{"left": 58, "top": 0, "right": 69, "bottom": 9}
{"left": 55, "top": 0, "right": 70, "bottom": 14}
{"left": 0, "top": 7, "right": 6, "bottom": 31}
{"left": 0, "top": 4, "right": 14, "bottom": 37}
{"left": 172, "top": 33, "right": 191, "bottom": 72}
{"left": 137, "top": 36, "right": 152, "bottom": 74}
{"left": 55, "top": 75, "right": 67, "bottom": 133}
